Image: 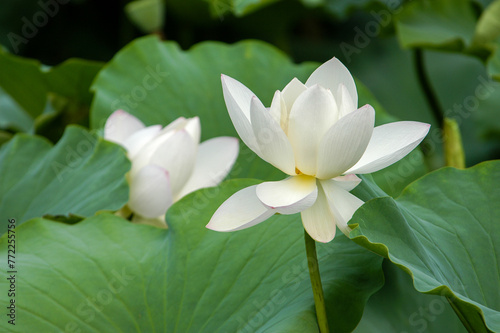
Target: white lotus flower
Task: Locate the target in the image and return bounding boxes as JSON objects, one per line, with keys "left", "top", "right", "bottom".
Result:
{"left": 207, "top": 58, "right": 430, "bottom": 242}
{"left": 105, "top": 110, "right": 239, "bottom": 227}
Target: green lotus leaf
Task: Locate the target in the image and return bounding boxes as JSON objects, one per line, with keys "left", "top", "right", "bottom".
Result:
{"left": 0, "top": 179, "right": 384, "bottom": 332}
{"left": 350, "top": 161, "right": 500, "bottom": 332}
{"left": 0, "top": 126, "right": 130, "bottom": 232}
{"left": 394, "top": 0, "right": 476, "bottom": 51}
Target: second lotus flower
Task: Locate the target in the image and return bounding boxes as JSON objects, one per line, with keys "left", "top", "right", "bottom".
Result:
{"left": 105, "top": 110, "right": 239, "bottom": 227}
{"left": 207, "top": 57, "right": 430, "bottom": 242}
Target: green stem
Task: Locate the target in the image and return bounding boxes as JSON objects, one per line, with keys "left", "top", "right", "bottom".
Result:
{"left": 443, "top": 117, "right": 466, "bottom": 168}
{"left": 415, "top": 48, "right": 443, "bottom": 128}
{"left": 304, "top": 230, "right": 330, "bottom": 333}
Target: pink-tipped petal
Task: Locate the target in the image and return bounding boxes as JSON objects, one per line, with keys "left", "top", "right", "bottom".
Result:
{"left": 221, "top": 75, "right": 262, "bottom": 157}
{"left": 207, "top": 185, "right": 275, "bottom": 232}
{"left": 316, "top": 105, "right": 375, "bottom": 179}
{"left": 176, "top": 137, "right": 239, "bottom": 200}
{"left": 104, "top": 110, "right": 145, "bottom": 145}
{"left": 346, "top": 121, "right": 431, "bottom": 174}
{"left": 250, "top": 97, "right": 296, "bottom": 175}
{"left": 256, "top": 175, "right": 318, "bottom": 215}
{"left": 321, "top": 179, "right": 364, "bottom": 236}
{"left": 288, "top": 85, "right": 338, "bottom": 175}
{"left": 301, "top": 184, "right": 336, "bottom": 243}
{"left": 305, "top": 57, "right": 358, "bottom": 109}
{"left": 128, "top": 165, "right": 172, "bottom": 218}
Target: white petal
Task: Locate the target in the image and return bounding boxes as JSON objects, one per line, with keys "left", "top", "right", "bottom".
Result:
{"left": 321, "top": 179, "right": 364, "bottom": 236}
{"left": 331, "top": 174, "right": 362, "bottom": 191}
{"left": 104, "top": 110, "right": 145, "bottom": 145}
{"left": 221, "top": 75, "right": 262, "bottom": 157}
{"left": 161, "top": 117, "right": 187, "bottom": 134}
{"left": 206, "top": 185, "right": 275, "bottom": 232}
{"left": 128, "top": 165, "right": 172, "bottom": 218}
{"left": 250, "top": 97, "right": 296, "bottom": 175}
{"left": 346, "top": 121, "right": 431, "bottom": 174}
{"left": 268, "top": 90, "right": 285, "bottom": 129}
{"left": 130, "top": 130, "right": 175, "bottom": 174}
{"left": 123, "top": 125, "right": 162, "bottom": 158}
{"left": 281, "top": 78, "right": 307, "bottom": 111}
{"left": 256, "top": 175, "right": 317, "bottom": 215}
{"left": 155, "top": 116, "right": 200, "bottom": 144}
{"left": 301, "top": 184, "right": 336, "bottom": 243}
{"left": 337, "top": 84, "right": 356, "bottom": 118}
{"left": 288, "top": 85, "right": 338, "bottom": 175}
{"left": 147, "top": 129, "right": 197, "bottom": 198}
{"left": 305, "top": 57, "right": 358, "bottom": 109}
{"left": 176, "top": 137, "right": 239, "bottom": 200}
{"left": 184, "top": 117, "right": 201, "bottom": 144}
{"left": 316, "top": 105, "right": 375, "bottom": 179}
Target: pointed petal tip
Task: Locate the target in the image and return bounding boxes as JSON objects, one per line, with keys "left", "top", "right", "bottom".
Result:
{"left": 205, "top": 219, "right": 229, "bottom": 232}
{"left": 359, "top": 104, "right": 375, "bottom": 113}
{"left": 111, "top": 109, "right": 127, "bottom": 115}
{"left": 221, "top": 74, "right": 236, "bottom": 85}
{"left": 205, "top": 221, "right": 217, "bottom": 231}
{"left": 105, "top": 109, "right": 145, "bottom": 144}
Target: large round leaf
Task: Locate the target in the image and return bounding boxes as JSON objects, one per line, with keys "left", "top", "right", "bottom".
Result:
{"left": 0, "top": 86, "right": 34, "bottom": 133}
{"left": 0, "top": 179, "right": 383, "bottom": 332}
{"left": 355, "top": 260, "right": 466, "bottom": 332}
{"left": 0, "top": 126, "right": 130, "bottom": 231}
{"left": 44, "top": 58, "right": 104, "bottom": 106}
{"left": 349, "top": 160, "right": 500, "bottom": 332}
{"left": 90, "top": 36, "right": 317, "bottom": 138}
{"left": 394, "top": 0, "right": 476, "bottom": 51}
